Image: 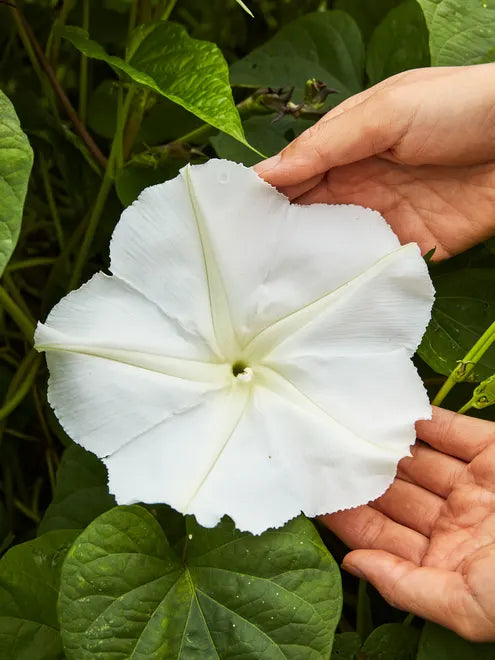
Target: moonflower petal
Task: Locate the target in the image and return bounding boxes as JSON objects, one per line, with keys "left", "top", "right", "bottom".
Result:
{"left": 35, "top": 272, "right": 219, "bottom": 362}
{"left": 43, "top": 351, "right": 226, "bottom": 457}
{"left": 187, "top": 384, "right": 410, "bottom": 534}
{"left": 35, "top": 273, "right": 229, "bottom": 457}
{"left": 109, "top": 175, "right": 222, "bottom": 358}
{"left": 103, "top": 384, "right": 250, "bottom": 519}
{"left": 184, "top": 160, "right": 402, "bottom": 346}
{"left": 262, "top": 350, "right": 430, "bottom": 451}
{"left": 252, "top": 243, "right": 433, "bottom": 362}
{"left": 36, "top": 159, "right": 435, "bottom": 534}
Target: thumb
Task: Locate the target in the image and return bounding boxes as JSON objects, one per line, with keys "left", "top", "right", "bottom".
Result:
{"left": 254, "top": 90, "right": 402, "bottom": 187}
{"left": 342, "top": 550, "right": 470, "bottom": 634}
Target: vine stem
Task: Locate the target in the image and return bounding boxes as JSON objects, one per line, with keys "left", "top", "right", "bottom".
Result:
{"left": 0, "top": 356, "right": 41, "bottom": 421}
{"left": 69, "top": 88, "right": 134, "bottom": 290}
{"left": 431, "top": 321, "right": 495, "bottom": 407}
{"left": 147, "top": 94, "right": 271, "bottom": 160}
{"left": 159, "top": 0, "right": 179, "bottom": 20}
{"left": 79, "top": 0, "right": 90, "bottom": 124}
{"left": 7, "top": 257, "right": 57, "bottom": 272}
{"left": 40, "top": 156, "right": 65, "bottom": 250}
{"left": 11, "top": 7, "right": 107, "bottom": 169}
{"left": 0, "top": 286, "right": 35, "bottom": 342}
{"left": 356, "top": 579, "right": 372, "bottom": 640}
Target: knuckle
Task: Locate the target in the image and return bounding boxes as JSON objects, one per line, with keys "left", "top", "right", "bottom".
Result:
{"left": 359, "top": 513, "right": 387, "bottom": 549}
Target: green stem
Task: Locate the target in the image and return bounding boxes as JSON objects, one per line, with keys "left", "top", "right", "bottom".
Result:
{"left": 356, "top": 579, "right": 372, "bottom": 641}
{"left": 79, "top": 0, "right": 90, "bottom": 124}
{"left": 115, "top": 85, "right": 125, "bottom": 169}
{"left": 0, "top": 286, "right": 35, "bottom": 342}
{"left": 40, "top": 156, "right": 64, "bottom": 250}
{"left": 14, "top": 498, "right": 41, "bottom": 524}
{"left": 47, "top": 0, "right": 75, "bottom": 65}
{"left": 69, "top": 89, "right": 134, "bottom": 290}
{"left": 3, "top": 273, "right": 36, "bottom": 326}
{"left": 432, "top": 322, "right": 495, "bottom": 407}
{"left": 11, "top": 8, "right": 51, "bottom": 102}
{"left": 146, "top": 93, "right": 274, "bottom": 161}
{"left": 13, "top": 7, "right": 107, "bottom": 169}
{"left": 159, "top": 0, "right": 179, "bottom": 20}
{"left": 6, "top": 257, "right": 57, "bottom": 272}
{"left": 123, "top": 88, "right": 149, "bottom": 159}
{"left": 403, "top": 612, "right": 415, "bottom": 626}
{"left": 68, "top": 162, "right": 115, "bottom": 291}
{"left": 457, "top": 400, "right": 473, "bottom": 415}
{"left": 140, "top": 0, "right": 153, "bottom": 22}
{"left": 0, "top": 357, "right": 40, "bottom": 421}
{"left": 128, "top": 0, "right": 139, "bottom": 34}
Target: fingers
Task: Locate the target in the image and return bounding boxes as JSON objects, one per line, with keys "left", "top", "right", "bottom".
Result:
{"left": 341, "top": 550, "right": 478, "bottom": 638}
{"left": 398, "top": 442, "right": 466, "bottom": 498}
{"left": 417, "top": 407, "right": 495, "bottom": 462}
{"left": 371, "top": 478, "right": 443, "bottom": 537}
{"left": 254, "top": 88, "right": 404, "bottom": 187}
{"left": 276, "top": 172, "right": 325, "bottom": 201}
{"left": 321, "top": 504, "right": 428, "bottom": 564}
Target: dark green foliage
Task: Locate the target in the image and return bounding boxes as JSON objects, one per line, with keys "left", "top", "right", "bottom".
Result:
{"left": 366, "top": 1, "right": 430, "bottom": 84}
{"left": 1, "top": 0, "right": 495, "bottom": 658}
{"left": 59, "top": 505, "right": 342, "bottom": 658}
{"left": 418, "top": 622, "right": 495, "bottom": 659}
{"left": 419, "top": 269, "right": 495, "bottom": 381}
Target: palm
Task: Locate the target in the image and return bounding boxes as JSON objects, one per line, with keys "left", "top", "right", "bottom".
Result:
{"left": 293, "top": 157, "right": 495, "bottom": 260}
{"left": 323, "top": 408, "right": 495, "bottom": 641}
{"left": 425, "top": 448, "right": 495, "bottom": 572}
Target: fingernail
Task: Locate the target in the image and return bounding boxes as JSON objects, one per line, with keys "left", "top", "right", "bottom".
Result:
{"left": 341, "top": 562, "right": 366, "bottom": 580}
{"left": 254, "top": 154, "right": 281, "bottom": 175}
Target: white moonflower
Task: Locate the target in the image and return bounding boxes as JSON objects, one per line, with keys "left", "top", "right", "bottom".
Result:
{"left": 35, "top": 159, "right": 434, "bottom": 534}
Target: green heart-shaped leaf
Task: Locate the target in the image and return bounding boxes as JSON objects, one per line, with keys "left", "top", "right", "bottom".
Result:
{"left": 59, "top": 505, "right": 341, "bottom": 659}
{"left": 61, "top": 23, "right": 248, "bottom": 146}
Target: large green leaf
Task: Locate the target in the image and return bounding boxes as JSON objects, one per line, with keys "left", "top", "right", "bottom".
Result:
{"left": 417, "top": 622, "right": 495, "bottom": 659}
{"left": 418, "top": 268, "right": 495, "bottom": 381}
{"left": 59, "top": 505, "right": 342, "bottom": 659}
{"left": 360, "top": 623, "right": 420, "bottom": 659}
{"left": 211, "top": 114, "right": 313, "bottom": 167}
{"left": 38, "top": 443, "right": 116, "bottom": 535}
{"left": 0, "top": 530, "right": 77, "bottom": 660}
{"left": 230, "top": 11, "right": 364, "bottom": 105}
{"left": 61, "top": 23, "right": 247, "bottom": 145}
{"left": 0, "top": 90, "right": 33, "bottom": 277}
{"left": 417, "top": 0, "right": 495, "bottom": 66}
{"left": 333, "top": 0, "right": 402, "bottom": 42}
{"left": 366, "top": 1, "right": 430, "bottom": 85}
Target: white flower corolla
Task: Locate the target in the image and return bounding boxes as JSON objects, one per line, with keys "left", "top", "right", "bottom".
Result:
{"left": 35, "top": 160, "right": 434, "bottom": 534}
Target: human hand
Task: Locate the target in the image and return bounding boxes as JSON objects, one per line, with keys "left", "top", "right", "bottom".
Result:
{"left": 321, "top": 407, "right": 495, "bottom": 642}
{"left": 255, "top": 66, "right": 495, "bottom": 260}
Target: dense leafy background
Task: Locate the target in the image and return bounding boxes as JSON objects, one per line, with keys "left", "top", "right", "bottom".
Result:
{"left": 0, "top": 1, "right": 494, "bottom": 658}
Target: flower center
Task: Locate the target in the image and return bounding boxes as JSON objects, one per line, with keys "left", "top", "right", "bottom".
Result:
{"left": 232, "top": 360, "right": 253, "bottom": 382}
